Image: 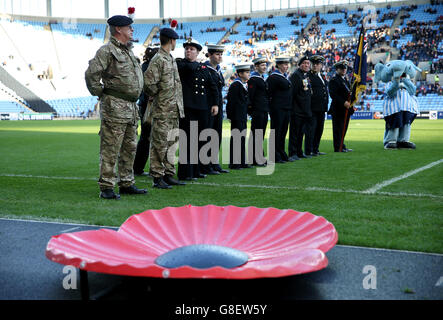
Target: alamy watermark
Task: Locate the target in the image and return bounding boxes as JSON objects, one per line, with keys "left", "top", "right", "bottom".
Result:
{"left": 362, "top": 265, "right": 377, "bottom": 290}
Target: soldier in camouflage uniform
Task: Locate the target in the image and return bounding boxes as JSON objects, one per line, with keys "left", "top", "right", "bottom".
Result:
{"left": 85, "top": 15, "right": 147, "bottom": 199}
{"left": 144, "top": 27, "right": 185, "bottom": 189}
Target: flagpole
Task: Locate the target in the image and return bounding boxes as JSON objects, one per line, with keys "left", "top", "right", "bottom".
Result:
{"left": 339, "top": 24, "right": 364, "bottom": 152}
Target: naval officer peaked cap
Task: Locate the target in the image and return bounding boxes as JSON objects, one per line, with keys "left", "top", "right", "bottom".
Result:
{"left": 107, "top": 15, "right": 133, "bottom": 27}
{"left": 310, "top": 55, "right": 325, "bottom": 64}
{"left": 334, "top": 60, "right": 349, "bottom": 69}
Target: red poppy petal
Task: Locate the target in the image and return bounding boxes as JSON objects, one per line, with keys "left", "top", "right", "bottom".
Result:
{"left": 46, "top": 205, "right": 337, "bottom": 279}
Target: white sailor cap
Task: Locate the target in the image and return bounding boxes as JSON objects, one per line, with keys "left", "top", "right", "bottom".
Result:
{"left": 207, "top": 44, "right": 225, "bottom": 53}
{"left": 252, "top": 57, "right": 268, "bottom": 65}
{"left": 235, "top": 63, "right": 252, "bottom": 72}
{"left": 275, "top": 56, "right": 291, "bottom": 64}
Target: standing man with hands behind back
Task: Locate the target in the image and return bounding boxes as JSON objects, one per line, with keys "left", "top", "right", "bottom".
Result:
{"left": 85, "top": 15, "right": 147, "bottom": 199}
{"left": 144, "top": 27, "right": 185, "bottom": 189}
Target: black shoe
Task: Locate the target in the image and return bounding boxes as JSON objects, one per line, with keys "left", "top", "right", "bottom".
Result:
{"left": 384, "top": 142, "right": 398, "bottom": 150}
{"left": 298, "top": 154, "right": 311, "bottom": 159}
{"left": 153, "top": 177, "right": 172, "bottom": 189}
{"left": 180, "top": 176, "right": 197, "bottom": 181}
{"left": 195, "top": 173, "right": 207, "bottom": 178}
{"left": 206, "top": 168, "right": 221, "bottom": 175}
{"left": 343, "top": 148, "right": 353, "bottom": 152}
{"left": 134, "top": 171, "right": 150, "bottom": 177}
{"left": 213, "top": 165, "right": 229, "bottom": 173}
{"left": 310, "top": 152, "right": 318, "bottom": 156}
{"left": 229, "top": 164, "right": 243, "bottom": 169}
{"left": 317, "top": 151, "right": 327, "bottom": 155}
{"left": 253, "top": 162, "right": 267, "bottom": 167}
{"left": 288, "top": 155, "right": 300, "bottom": 161}
{"left": 397, "top": 141, "right": 416, "bottom": 149}
{"left": 119, "top": 185, "right": 148, "bottom": 195}
{"left": 241, "top": 164, "right": 253, "bottom": 169}
{"left": 164, "top": 175, "right": 186, "bottom": 186}
{"left": 100, "top": 189, "right": 120, "bottom": 200}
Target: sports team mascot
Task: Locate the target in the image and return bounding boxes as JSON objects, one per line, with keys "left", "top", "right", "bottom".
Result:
{"left": 374, "top": 60, "right": 421, "bottom": 149}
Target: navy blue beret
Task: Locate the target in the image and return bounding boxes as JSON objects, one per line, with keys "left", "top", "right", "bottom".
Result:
{"left": 298, "top": 56, "right": 310, "bottom": 66}
{"left": 107, "top": 15, "right": 133, "bottom": 27}
{"left": 159, "top": 28, "right": 179, "bottom": 39}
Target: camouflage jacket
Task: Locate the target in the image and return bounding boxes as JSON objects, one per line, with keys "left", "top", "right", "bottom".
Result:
{"left": 144, "top": 47, "right": 184, "bottom": 119}
{"left": 85, "top": 37, "right": 143, "bottom": 122}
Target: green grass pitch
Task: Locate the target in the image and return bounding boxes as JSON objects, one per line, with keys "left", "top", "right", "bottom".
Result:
{"left": 0, "top": 119, "right": 442, "bottom": 253}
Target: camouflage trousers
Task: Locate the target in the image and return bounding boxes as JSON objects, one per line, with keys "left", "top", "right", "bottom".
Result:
{"left": 98, "top": 119, "right": 138, "bottom": 190}
{"left": 149, "top": 117, "right": 179, "bottom": 178}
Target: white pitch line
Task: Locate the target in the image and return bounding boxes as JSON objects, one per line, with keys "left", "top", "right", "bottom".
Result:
{"left": 363, "top": 159, "right": 443, "bottom": 194}
{"left": 0, "top": 173, "right": 96, "bottom": 181}
{"left": 2, "top": 216, "right": 442, "bottom": 257}
{"left": 1, "top": 173, "right": 443, "bottom": 199}
{"left": 190, "top": 182, "right": 443, "bottom": 199}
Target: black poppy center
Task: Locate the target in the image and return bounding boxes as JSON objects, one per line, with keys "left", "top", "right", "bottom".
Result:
{"left": 155, "top": 244, "right": 248, "bottom": 269}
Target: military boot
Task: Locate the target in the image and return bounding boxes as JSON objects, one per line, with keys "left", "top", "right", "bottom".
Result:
{"left": 100, "top": 189, "right": 120, "bottom": 200}
{"left": 164, "top": 175, "right": 186, "bottom": 186}
{"left": 153, "top": 177, "right": 172, "bottom": 189}
{"left": 119, "top": 185, "right": 148, "bottom": 195}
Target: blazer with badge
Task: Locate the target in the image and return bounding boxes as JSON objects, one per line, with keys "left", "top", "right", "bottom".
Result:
{"left": 226, "top": 79, "right": 249, "bottom": 121}
{"left": 176, "top": 58, "right": 218, "bottom": 110}
{"left": 328, "top": 74, "right": 354, "bottom": 116}
{"left": 289, "top": 68, "right": 312, "bottom": 118}
{"left": 266, "top": 70, "right": 292, "bottom": 111}
{"left": 248, "top": 72, "right": 270, "bottom": 112}
{"left": 309, "top": 71, "right": 329, "bottom": 113}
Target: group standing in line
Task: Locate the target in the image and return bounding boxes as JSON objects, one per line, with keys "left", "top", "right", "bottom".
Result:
{"left": 85, "top": 15, "right": 354, "bottom": 199}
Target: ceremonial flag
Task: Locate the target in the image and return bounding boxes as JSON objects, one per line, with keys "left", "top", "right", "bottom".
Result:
{"left": 350, "top": 26, "right": 367, "bottom": 107}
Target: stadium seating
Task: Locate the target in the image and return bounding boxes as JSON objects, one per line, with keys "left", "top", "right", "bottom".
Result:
{"left": 0, "top": 3, "right": 442, "bottom": 118}
{"left": 0, "top": 82, "right": 29, "bottom": 113}
{"left": 229, "top": 14, "right": 311, "bottom": 43}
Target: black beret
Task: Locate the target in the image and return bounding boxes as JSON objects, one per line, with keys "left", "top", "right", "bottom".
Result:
{"left": 298, "top": 56, "right": 310, "bottom": 66}
{"left": 107, "top": 15, "right": 133, "bottom": 27}
{"left": 159, "top": 27, "right": 179, "bottom": 39}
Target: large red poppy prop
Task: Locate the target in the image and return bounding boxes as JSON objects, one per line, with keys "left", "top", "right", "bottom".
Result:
{"left": 46, "top": 205, "right": 337, "bottom": 279}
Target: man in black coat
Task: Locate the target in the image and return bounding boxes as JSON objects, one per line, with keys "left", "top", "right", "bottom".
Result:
{"left": 133, "top": 46, "right": 159, "bottom": 176}
{"left": 289, "top": 56, "right": 313, "bottom": 159}
{"left": 328, "top": 60, "right": 354, "bottom": 152}
{"left": 204, "top": 44, "right": 228, "bottom": 173}
{"left": 176, "top": 38, "right": 219, "bottom": 180}
{"left": 248, "top": 57, "right": 269, "bottom": 166}
{"left": 267, "top": 57, "right": 292, "bottom": 163}
{"left": 308, "top": 55, "right": 329, "bottom": 156}
{"left": 226, "top": 64, "right": 251, "bottom": 169}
